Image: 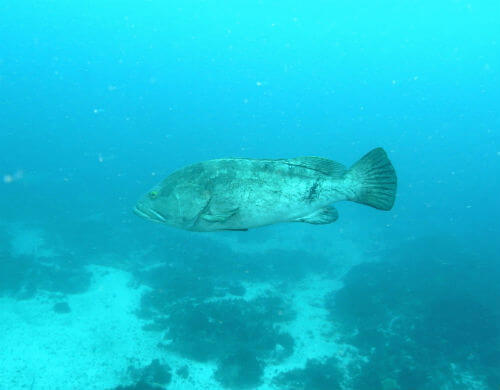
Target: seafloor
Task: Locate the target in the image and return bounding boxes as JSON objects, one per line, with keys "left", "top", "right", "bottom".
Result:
{"left": 0, "top": 217, "right": 495, "bottom": 390}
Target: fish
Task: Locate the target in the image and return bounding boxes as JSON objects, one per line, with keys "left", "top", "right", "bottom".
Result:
{"left": 134, "top": 147, "right": 397, "bottom": 232}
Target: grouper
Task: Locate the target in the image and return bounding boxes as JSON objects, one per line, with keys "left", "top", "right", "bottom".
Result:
{"left": 134, "top": 147, "right": 397, "bottom": 231}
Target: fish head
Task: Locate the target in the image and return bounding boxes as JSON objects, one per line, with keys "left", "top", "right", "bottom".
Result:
{"left": 134, "top": 184, "right": 170, "bottom": 224}
{"left": 134, "top": 179, "right": 210, "bottom": 230}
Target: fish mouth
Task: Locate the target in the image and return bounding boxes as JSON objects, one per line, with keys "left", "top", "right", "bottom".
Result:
{"left": 133, "top": 205, "right": 150, "bottom": 219}
{"left": 133, "top": 205, "right": 167, "bottom": 223}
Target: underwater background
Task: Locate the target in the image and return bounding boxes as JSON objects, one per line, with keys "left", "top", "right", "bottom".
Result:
{"left": 1, "top": 0, "right": 499, "bottom": 389}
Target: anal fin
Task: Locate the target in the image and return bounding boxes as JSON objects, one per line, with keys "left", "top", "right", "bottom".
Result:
{"left": 293, "top": 206, "right": 339, "bottom": 225}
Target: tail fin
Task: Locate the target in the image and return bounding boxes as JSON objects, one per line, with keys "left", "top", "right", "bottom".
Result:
{"left": 345, "top": 148, "right": 397, "bottom": 210}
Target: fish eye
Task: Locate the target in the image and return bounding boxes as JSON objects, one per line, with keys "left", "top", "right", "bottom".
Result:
{"left": 149, "top": 190, "right": 159, "bottom": 199}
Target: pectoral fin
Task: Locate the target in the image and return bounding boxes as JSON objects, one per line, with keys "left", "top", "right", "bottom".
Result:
{"left": 293, "top": 206, "right": 339, "bottom": 224}
{"left": 201, "top": 207, "right": 239, "bottom": 222}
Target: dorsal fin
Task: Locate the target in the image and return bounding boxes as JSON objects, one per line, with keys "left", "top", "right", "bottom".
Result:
{"left": 279, "top": 156, "right": 346, "bottom": 178}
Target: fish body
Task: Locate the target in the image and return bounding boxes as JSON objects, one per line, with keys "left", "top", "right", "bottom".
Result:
{"left": 134, "top": 147, "right": 397, "bottom": 232}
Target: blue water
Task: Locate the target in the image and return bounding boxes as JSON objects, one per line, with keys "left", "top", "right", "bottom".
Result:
{"left": 1, "top": 1, "right": 499, "bottom": 389}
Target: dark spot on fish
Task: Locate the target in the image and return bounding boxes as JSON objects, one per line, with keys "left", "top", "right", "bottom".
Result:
{"left": 306, "top": 180, "right": 319, "bottom": 202}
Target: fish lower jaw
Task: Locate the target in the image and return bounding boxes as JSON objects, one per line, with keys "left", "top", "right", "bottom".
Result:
{"left": 133, "top": 206, "right": 166, "bottom": 223}
{"left": 133, "top": 206, "right": 148, "bottom": 218}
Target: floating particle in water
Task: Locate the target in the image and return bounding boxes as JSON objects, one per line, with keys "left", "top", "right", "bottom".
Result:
{"left": 3, "top": 170, "right": 23, "bottom": 183}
